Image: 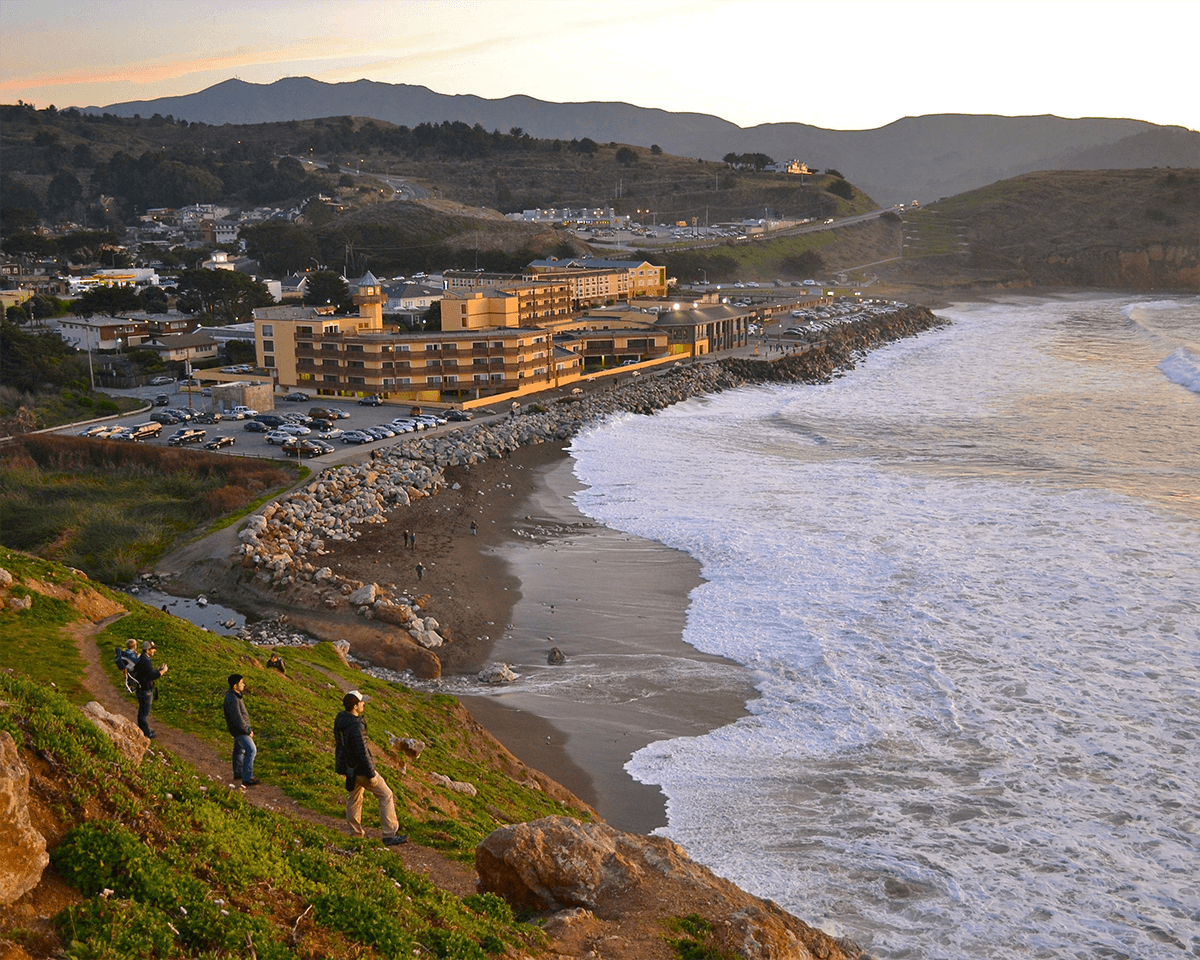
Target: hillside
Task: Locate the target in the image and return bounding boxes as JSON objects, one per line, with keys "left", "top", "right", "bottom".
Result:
{"left": 873, "top": 168, "right": 1200, "bottom": 294}
{"left": 80, "top": 76, "right": 1200, "bottom": 204}
{"left": 0, "top": 546, "right": 858, "bottom": 960}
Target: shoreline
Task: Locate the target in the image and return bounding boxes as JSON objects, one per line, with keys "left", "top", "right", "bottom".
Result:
{"left": 459, "top": 448, "right": 757, "bottom": 834}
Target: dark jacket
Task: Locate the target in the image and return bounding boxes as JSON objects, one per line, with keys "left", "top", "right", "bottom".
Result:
{"left": 133, "top": 653, "right": 164, "bottom": 693}
{"left": 333, "top": 710, "right": 375, "bottom": 780}
{"left": 223, "top": 689, "right": 252, "bottom": 737}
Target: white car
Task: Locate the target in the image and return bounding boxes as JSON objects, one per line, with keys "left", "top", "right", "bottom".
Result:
{"left": 276, "top": 423, "right": 311, "bottom": 436}
{"left": 263, "top": 430, "right": 291, "bottom": 445}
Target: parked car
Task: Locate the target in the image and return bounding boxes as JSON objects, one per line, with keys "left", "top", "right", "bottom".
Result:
{"left": 164, "top": 408, "right": 194, "bottom": 422}
{"left": 389, "top": 418, "right": 418, "bottom": 433}
{"left": 366, "top": 424, "right": 396, "bottom": 439}
{"left": 167, "top": 428, "right": 206, "bottom": 446}
{"left": 254, "top": 414, "right": 286, "bottom": 428}
{"left": 242, "top": 419, "right": 268, "bottom": 433}
{"left": 79, "top": 425, "right": 115, "bottom": 437}
{"left": 263, "top": 430, "right": 291, "bottom": 445}
{"left": 128, "top": 422, "right": 163, "bottom": 440}
{"left": 154, "top": 394, "right": 171, "bottom": 406}
{"left": 357, "top": 394, "right": 384, "bottom": 406}
{"left": 317, "top": 427, "right": 344, "bottom": 440}
{"left": 283, "top": 392, "right": 310, "bottom": 402}
{"left": 192, "top": 411, "right": 223, "bottom": 424}
{"left": 150, "top": 410, "right": 181, "bottom": 425}
{"left": 339, "top": 430, "right": 374, "bottom": 445}
{"left": 306, "top": 438, "right": 336, "bottom": 455}
{"left": 203, "top": 435, "right": 236, "bottom": 450}
{"left": 445, "top": 409, "right": 473, "bottom": 422}
{"left": 276, "top": 423, "right": 311, "bottom": 436}
{"left": 149, "top": 376, "right": 174, "bottom": 386}
{"left": 231, "top": 406, "right": 258, "bottom": 418}
{"left": 326, "top": 407, "right": 351, "bottom": 420}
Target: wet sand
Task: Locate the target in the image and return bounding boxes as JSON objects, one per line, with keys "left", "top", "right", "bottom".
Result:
{"left": 456, "top": 448, "right": 757, "bottom": 834}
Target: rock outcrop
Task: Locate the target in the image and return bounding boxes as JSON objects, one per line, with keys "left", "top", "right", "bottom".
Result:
{"left": 0, "top": 731, "right": 49, "bottom": 907}
{"left": 477, "top": 816, "right": 857, "bottom": 960}
{"left": 82, "top": 701, "right": 150, "bottom": 763}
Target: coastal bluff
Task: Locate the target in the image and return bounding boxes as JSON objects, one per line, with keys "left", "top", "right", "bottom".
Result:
{"left": 228, "top": 305, "right": 947, "bottom": 680}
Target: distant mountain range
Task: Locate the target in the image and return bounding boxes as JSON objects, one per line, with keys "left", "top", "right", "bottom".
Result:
{"left": 84, "top": 77, "right": 1200, "bottom": 205}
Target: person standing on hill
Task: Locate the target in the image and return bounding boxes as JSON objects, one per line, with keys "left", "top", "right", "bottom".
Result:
{"left": 334, "top": 690, "right": 406, "bottom": 846}
{"left": 223, "top": 674, "right": 260, "bottom": 786}
{"left": 133, "top": 640, "right": 168, "bottom": 739}
{"left": 265, "top": 650, "right": 287, "bottom": 675}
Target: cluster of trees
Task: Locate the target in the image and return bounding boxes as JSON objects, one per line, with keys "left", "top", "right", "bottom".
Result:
{"left": 0, "top": 316, "right": 89, "bottom": 394}
{"left": 723, "top": 153, "right": 776, "bottom": 170}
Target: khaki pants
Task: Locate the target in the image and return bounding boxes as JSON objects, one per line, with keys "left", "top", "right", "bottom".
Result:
{"left": 346, "top": 773, "right": 398, "bottom": 838}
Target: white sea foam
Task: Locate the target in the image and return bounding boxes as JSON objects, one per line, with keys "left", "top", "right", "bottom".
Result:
{"left": 569, "top": 296, "right": 1200, "bottom": 960}
{"left": 1159, "top": 346, "right": 1200, "bottom": 394}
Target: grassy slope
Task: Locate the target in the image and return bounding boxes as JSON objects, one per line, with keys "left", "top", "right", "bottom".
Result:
{"left": 0, "top": 435, "right": 304, "bottom": 583}
{"left": 1, "top": 544, "right": 590, "bottom": 957}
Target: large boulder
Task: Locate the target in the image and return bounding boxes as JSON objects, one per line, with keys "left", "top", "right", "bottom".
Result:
{"left": 477, "top": 816, "right": 854, "bottom": 960}
{"left": 82, "top": 701, "right": 150, "bottom": 763}
{"left": 0, "top": 731, "right": 49, "bottom": 906}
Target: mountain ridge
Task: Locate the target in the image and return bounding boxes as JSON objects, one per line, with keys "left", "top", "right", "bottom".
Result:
{"left": 81, "top": 76, "right": 1200, "bottom": 205}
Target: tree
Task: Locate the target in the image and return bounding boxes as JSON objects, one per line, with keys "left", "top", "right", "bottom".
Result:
{"left": 615, "top": 147, "right": 638, "bottom": 166}
{"left": 174, "top": 269, "right": 274, "bottom": 322}
{"left": 46, "top": 171, "right": 84, "bottom": 216}
{"left": 826, "top": 178, "right": 854, "bottom": 200}
{"left": 240, "top": 221, "right": 321, "bottom": 275}
{"left": 71, "top": 284, "right": 141, "bottom": 317}
{"left": 824, "top": 168, "right": 845, "bottom": 179}
{"left": 650, "top": 144, "right": 663, "bottom": 155}
{"left": 304, "top": 270, "right": 350, "bottom": 311}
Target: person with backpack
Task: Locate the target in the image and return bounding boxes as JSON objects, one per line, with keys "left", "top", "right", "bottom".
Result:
{"left": 223, "top": 674, "right": 260, "bottom": 786}
{"left": 333, "top": 690, "right": 406, "bottom": 846}
{"left": 133, "top": 640, "right": 168, "bottom": 739}
{"left": 115, "top": 639, "right": 139, "bottom": 690}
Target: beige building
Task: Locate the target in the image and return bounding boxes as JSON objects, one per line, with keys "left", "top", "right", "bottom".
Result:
{"left": 526, "top": 258, "right": 668, "bottom": 299}
{"left": 255, "top": 274, "right": 582, "bottom": 401}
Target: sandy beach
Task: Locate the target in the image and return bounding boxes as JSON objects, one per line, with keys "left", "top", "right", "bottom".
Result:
{"left": 315, "top": 438, "right": 757, "bottom": 834}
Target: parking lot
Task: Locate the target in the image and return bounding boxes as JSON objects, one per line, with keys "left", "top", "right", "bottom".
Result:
{"left": 61, "top": 388, "right": 492, "bottom": 465}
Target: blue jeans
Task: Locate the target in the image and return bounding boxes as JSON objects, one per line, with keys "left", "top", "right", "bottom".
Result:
{"left": 136, "top": 690, "right": 154, "bottom": 736}
{"left": 232, "top": 734, "right": 256, "bottom": 781}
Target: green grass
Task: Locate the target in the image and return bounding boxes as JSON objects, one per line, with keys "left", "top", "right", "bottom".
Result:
{"left": 0, "top": 548, "right": 117, "bottom": 704}
{"left": 88, "top": 590, "right": 587, "bottom": 860}
{"left": 901, "top": 209, "right": 967, "bottom": 258}
{"left": 0, "top": 435, "right": 300, "bottom": 583}
{"left": 1, "top": 672, "right": 545, "bottom": 959}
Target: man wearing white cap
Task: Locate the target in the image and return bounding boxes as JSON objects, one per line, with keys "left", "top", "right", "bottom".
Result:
{"left": 333, "top": 689, "right": 407, "bottom": 846}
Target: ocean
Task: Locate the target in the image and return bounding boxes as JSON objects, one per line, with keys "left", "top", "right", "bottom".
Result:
{"left": 565, "top": 295, "right": 1200, "bottom": 959}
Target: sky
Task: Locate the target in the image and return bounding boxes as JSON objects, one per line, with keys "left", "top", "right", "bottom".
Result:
{"left": 2, "top": 0, "right": 1198, "bottom": 132}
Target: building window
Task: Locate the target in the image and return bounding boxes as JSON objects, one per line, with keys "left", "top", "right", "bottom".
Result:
{"left": 347, "top": 344, "right": 363, "bottom": 353}
{"left": 445, "top": 375, "right": 458, "bottom": 384}
{"left": 321, "top": 343, "right": 338, "bottom": 352}
{"left": 322, "top": 358, "right": 338, "bottom": 367}
{"left": 348, "top": 377, "right": 365, "bottom": 385}
{"left": 397, "top": 377, "right": 411, "bottom": 386}
{"left": 490, "top": 372, "right": 505, "bottom": 381}
{"left": 263, "top": 355, "right": 274, "bottom": 367}
{"left": 427, "top": 376, "right": 442, "bottom": 384}
{"left": 472, "top": 358, "right": 488, "bottom": 367}
{"left": 323, "top": 375, "right": 338, "bottom": 383}
{"left": 425, "top": 343, "right": 440, "bottom": 352}
{"left": 261, "top": 324, "right": 273, "bottom": 336}
{"left": 262, "top": 340, "right": 274, "bottom": 352}
{"left": 473, "top": 373, "right": 488, "bottom": 382}
{"left": 298, "top": 341, "right": 313, "bottom": 351}
{"left": 442, "top": 358, "right": 457, "bottom": 367}
{"left": 349, "top": 360, "right": 364, "bottom": 369}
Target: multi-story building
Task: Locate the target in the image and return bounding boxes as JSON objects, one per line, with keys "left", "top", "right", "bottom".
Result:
{"left": 439, "top": 277, "right": 572, "bottom": 331}
{"left": 526, "top": 257, "right": 668, "bottom": 299}
{"left": 256, "top": 274, "right": 582, "bottom": 401}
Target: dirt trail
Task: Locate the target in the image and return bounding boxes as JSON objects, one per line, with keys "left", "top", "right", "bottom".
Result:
{"left": 68, "top": 613, "right": 478, "bottom": 896}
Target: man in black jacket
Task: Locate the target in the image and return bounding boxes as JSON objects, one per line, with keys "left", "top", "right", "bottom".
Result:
{"left": 223, "top": 674, "right": 260, "bottom": 786}
{"left": 133, "top": 640, "right": 168, "bottom": 738}
{"left": 333, "top": 690, "right": 406, "bottom": 845}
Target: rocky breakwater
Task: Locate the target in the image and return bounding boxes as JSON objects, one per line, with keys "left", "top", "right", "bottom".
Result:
{"left": 234, "top": 307, "right": 945, "bottom": 679}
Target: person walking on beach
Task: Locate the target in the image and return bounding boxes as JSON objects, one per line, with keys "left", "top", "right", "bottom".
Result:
{"left": 223, "top": 674, "right": 260, "bottom": 786}
{"left": 133, "top": 640, "right": 168, "bottom": 739}
{"left": 469, "top": 519, "right": 477, "bottom": 536}
{"left": 334, "top": 690, "right": 406, "bottom": 845}
{"left": 415, "top": 562, "right": 425, "bottom": 581}
{"left": 403, "top": 529, "right": 410, "bottom": 549}
{"left": 409, "top": 531, "right": 417, "bottom": 549}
